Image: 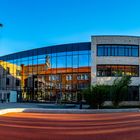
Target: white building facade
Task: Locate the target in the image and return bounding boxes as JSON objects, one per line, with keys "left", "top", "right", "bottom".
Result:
{"left": 91, "top": 36, "right": 140, "bottom": 102}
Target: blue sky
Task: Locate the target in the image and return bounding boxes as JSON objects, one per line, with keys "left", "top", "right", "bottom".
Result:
{"left": 0, "top": 0, "right": 140, "bottom": 56}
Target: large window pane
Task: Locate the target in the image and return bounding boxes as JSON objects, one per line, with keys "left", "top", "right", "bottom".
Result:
{"left": 97, "top": 65, "right": 139, "bottom": 77}
{"left": 51, "top": 57, "right": 57, "bottom": 68}
{"left": 97, "top": 45, "right": 139, "bottom": 57}
{"left": 79, "top": 55, "right": 89, "bottom": 67}
{"left": 73, "top": 55, "right": 78, "bottom": 68}
{"left": 67, "top": 55, "right": 72, "bottom": 68}
{"left": 118, "top": 47, "right": 125, "bottom": 56}
{"left": 97, "top": 46, "right": 104, "bottom": 56}
{"left": 132, "top": 46, "right": 139, "bottom": 57}
{"left": 57, "top": 56, "right": 66, "bottom": 68}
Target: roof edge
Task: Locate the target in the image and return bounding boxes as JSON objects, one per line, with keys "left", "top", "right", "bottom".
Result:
{"left": 91, "top": 35, "right": 140, "bottom": 38}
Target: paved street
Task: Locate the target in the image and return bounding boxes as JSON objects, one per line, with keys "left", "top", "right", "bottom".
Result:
{"left": 0, "top": 112, "right": 140, "bottom": 140}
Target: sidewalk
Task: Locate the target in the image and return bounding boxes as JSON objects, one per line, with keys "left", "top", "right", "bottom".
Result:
{"left": 0, "top": 103, "right": 139, "bottom": 115}
{"left": 0, "top": 102, "right": 84, "bottom": 109}
{"left": 0, "top": 103, "right": 39, "bottom": 109}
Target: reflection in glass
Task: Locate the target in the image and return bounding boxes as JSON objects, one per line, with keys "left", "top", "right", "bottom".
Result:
{"left": 97, "top": 65, "right": 139, "bottom": 77}
{"left": 0, "top": 44, "right": 91, "bottom": 102}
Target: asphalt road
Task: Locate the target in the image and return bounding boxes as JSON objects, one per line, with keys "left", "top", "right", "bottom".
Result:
{"left": 0, "top": 112, "right": 140, "bottom": 140}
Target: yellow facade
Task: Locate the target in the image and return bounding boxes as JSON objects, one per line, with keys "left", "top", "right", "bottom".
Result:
{"left": 0, "top": 60, "right": 21, "bottom": 79}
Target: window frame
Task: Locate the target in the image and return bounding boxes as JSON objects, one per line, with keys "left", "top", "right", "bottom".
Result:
{"left": 97, "top": 44, "right": 139, "bottom": 57}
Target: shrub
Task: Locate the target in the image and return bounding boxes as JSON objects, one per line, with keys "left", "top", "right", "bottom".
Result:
{"left": 83, "top": 85, "right": 109, "bottom": 109}
{"left": 111, "top": 75, "right": 131, "bottom": 107}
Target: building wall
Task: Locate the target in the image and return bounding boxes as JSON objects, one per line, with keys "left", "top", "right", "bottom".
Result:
{"left": 91, "top": 36, "right": 140, "bottom": 86}
{"left": 1, "top": 37, "right": 140, "bottom": 102}
{"left": 0, "top": 60, "right": 21, "bottom": 90}
{"left": 21, "top": 65, "right": 91, "bottom": 101}
{"left": 0, "top": 43, "right": 91, "bottom": 102}
{"left": 0, "top": 60, "right": 21, "bottom": 100}
{"left": 91, "top": 36, "right": 140, "bottom": 101}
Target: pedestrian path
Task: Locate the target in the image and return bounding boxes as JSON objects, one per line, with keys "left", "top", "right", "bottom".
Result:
{"left": 0, "top": 103, "right": 139, "bottom": 115}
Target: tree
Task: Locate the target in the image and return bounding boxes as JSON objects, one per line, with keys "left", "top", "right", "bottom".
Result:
{"left": 83, "top": 84, "right": 109, "bottom": 109}
{"left": 111, "top": 75, "right": 131, "bottom": 107}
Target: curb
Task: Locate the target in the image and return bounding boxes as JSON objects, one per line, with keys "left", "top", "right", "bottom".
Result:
{"left": 24, "top": 108, "right": 140, "bottom": 114}
{"left": 0, "top": 108, "right": 25, "bottom": 115}
{"left": 0, "top": 108, "right": 140, "bottom": 115}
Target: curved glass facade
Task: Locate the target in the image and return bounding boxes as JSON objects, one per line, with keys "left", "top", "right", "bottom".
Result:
{"left": 0, "top": 42, "right": 91, "bottom": 102}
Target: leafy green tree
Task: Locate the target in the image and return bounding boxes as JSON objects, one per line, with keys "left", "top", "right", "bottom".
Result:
{"left": 111, "top": 75, "right": 131, "bottom": 107}
{"left": 83, "top": 85, "right": 109, "bottom": 109}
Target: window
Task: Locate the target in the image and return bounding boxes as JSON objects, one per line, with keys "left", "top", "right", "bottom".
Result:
{"left": 127, "top": 86, "right": 139, "bottom": 101}
{"left": 118, "top": 47, "right": 125, "bottom": 56}
{"left": 49, "top": 75, "right": 61, "bottom": 81}
{"left": 73, "top": 55, "right": 78, "bottom": 68}
{"left": 77, "top": 74, "right": 89, "bottom": 80}
{"left": 77, "top": 83, "right": 89, "bottom": 89}
{"left": 6, "top": 78, "right": 10, "bottom": 85}
{"left": 16, "top": 79, "right": 20, "bottom": 86}
{"left": 6, "top": 67, "right": 10, "bottom": 74}
{"left": 66, "top": 84, "right": 72, "bottom": 90}
{"left": 97, "top": 45, "right": 139, "bottom": 57}
{"left": 97, "top": 65, "right": 139, "bottom": 77}
{"left": 79, "top": 55, "right": 89, "bottom": 67}
{"left": 97, "top": 46, "right": 104, "bottom": 56}
{"left": 57, "top": 56, "right": 66, "bottom": 68}
{"left": 66, "top": 75, "right": 72, "bottom": 81}
{"left": 16, "top": 70, "right": 21, "bottom": 76}
{"left": 132, "top": 46, "right": 139, "bottom": 57}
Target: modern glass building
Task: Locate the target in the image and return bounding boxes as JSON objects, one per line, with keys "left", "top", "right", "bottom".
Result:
{"left": 0, "top": 42, "right": 91, "bottom": 102}
{"left": 0, "top": 35, "right": 140, "bottom": 103}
